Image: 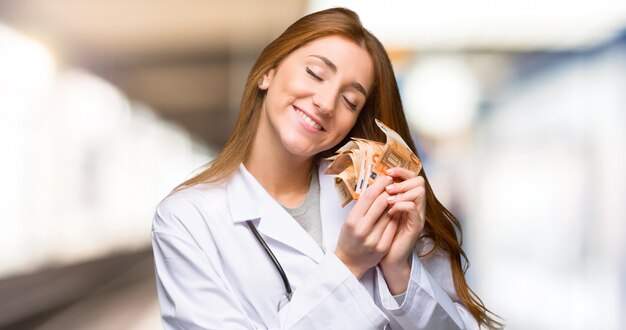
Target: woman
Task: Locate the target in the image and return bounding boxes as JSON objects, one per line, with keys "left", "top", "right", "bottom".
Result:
{"left": 152, "top": 7, "right": 500, "bottom": 330}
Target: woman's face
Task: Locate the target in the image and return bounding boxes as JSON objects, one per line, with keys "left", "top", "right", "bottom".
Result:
{"left": 258, "top": 35, "right": 374, "bottom": 159}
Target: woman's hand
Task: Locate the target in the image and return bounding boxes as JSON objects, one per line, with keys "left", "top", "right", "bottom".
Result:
{"left": 335, "top": 175, "right": 398, "bottom": 279}
{"left": 380, "top": 167, "right": 426, "bottom": 294}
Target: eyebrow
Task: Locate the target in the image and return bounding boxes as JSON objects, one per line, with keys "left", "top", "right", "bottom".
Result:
{"left": 309, "top": 54, "right": 368, "bottom": 97}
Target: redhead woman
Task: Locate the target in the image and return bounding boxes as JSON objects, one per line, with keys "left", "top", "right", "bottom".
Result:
{"left": 152, "top": 7, "right": 500, "bottom": 330}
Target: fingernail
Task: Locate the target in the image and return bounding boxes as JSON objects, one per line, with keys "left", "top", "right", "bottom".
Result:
{"left": 387, "top": 196, "right": 395, "bottom": 202}
{"left": 387, "top": 176, "right": 393, "bottom": 183}
{"left": 385, "top": 184, "right": 394, "bottom": 192}
{"left": 386, "top": 169, "right": 394, "bottom": 175}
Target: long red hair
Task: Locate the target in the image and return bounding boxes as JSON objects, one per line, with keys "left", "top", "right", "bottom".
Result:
{"left": 176, "top": 7, "right": 502, "bottom": 328}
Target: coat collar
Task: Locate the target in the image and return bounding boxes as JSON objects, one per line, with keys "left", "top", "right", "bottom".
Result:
{"left": 318, "top": 160, "right": 353, "bottom": 254}
{"left": 227, "top": 163, "right": 341, "bottom": 263}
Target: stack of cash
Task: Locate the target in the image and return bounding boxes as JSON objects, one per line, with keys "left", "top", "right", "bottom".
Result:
{"left": 325, "top": 119, "right": 422, "bottom": 207}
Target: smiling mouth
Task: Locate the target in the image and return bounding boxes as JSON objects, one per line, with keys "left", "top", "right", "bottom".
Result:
{"left": 294, "top": 107, "right": 324, "bottom": 131}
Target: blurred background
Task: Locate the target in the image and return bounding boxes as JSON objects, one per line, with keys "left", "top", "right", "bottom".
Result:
{"left": 0, "top": 0, "right": 624, "bottom": 329}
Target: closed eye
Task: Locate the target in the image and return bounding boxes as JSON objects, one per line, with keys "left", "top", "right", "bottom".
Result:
{"left": 306, "top": 67, "right": 323, "bottom": 81}
{"left": 343, "top": 96, "right": 357, "bottom": 111}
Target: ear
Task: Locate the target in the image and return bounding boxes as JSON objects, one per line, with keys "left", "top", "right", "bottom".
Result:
{"left": 258, "top": 69, "right": 275, "bottom": 90}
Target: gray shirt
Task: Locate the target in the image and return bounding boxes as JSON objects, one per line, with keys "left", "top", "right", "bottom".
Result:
{"left": 282, "top": 172, "right": 323, "bottom": 249}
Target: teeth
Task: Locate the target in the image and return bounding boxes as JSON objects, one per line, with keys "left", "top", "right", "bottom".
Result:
{"left": 297, "top": 110, "right": 322, "bottom": 130}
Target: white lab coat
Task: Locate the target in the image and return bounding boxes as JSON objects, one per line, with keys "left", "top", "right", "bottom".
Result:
{"left": 152, "top": 162, "right": 480, "bottom": 329}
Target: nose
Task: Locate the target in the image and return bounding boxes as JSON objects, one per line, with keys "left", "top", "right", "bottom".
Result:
{"left": 312, "top": 85, "right": 339, "bottom": 116}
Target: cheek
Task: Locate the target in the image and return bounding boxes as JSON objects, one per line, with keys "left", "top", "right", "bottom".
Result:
{"left": 334, "top": 112, "right": 360, "bottom": 138}
{"left": 277, "top": 70, "right": 311, "bottom": 95}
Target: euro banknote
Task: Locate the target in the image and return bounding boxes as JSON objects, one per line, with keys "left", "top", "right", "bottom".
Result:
{"left": 325, "top": 119, "right": 422, "bottom": 207}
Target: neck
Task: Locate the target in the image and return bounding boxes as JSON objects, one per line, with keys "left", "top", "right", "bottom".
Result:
{"left": 245, "top": 121, "right": 316, "bottom": 208}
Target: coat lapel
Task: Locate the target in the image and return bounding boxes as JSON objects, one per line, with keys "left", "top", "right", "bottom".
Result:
{"left": 318, "top": 160, "right": 353, "bottom": 254}
{"left": 227, "top": 164, "right": 324, "bottom": 263}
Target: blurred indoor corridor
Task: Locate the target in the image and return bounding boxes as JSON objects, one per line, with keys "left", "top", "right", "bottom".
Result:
{"left": 1, "top": 1, "right": 625, "bottom": 329}
{"left": 0, "top": 249, "right": 160, "bottom": 329}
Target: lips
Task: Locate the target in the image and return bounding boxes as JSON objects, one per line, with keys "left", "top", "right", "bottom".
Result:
{"left": 294, "top": 106, "right": 325, "bottom": 131}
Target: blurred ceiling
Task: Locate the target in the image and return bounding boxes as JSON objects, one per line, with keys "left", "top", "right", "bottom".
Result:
{"left": 309, "top": 0, "right": 626, "bottom": 51}
{"left": 1, "top": 0, "right": 626, "bottom": 148}
{"left": 0, "top": 0, "right": 307, "bottom": 148}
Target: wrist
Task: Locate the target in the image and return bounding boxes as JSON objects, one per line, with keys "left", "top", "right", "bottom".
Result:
{"left": 381, "top": 264, "right": 410, "bottom": 295}
{"left": 380, "top": 253, "right": 412, "bottom": 272}
{"left": 380, "top": 258, "right": 411, "bottom": 295}
{"left": 345, "top": 263, "right": 366, "bottom": 279}
{"left": 334, "top": 250, "right": 366, "bottom": 279}
{"left": 380, "top": 260, "right": 410, "bottom": 277}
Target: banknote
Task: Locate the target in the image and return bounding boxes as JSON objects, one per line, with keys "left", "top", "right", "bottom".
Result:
{"left": 325, "top": 119, "right": 422, "bottom": 207}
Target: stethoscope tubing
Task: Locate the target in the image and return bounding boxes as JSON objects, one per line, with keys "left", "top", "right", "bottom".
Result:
{"left": 246, "top": 220, "right": 293, "bottom": 300}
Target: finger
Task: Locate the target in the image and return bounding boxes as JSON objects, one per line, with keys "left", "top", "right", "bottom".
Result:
{"left": 359, "top": 191, "right": 391, "bottom": 233}
{"left": 376, "top": 218, "right": 398, "bottom": 252}
{"left": 387, "top": 186, "right": 425, "bottom": 204}
{"left": 346, "top": 190, "right": 390, "bottom": 240}
{"left": 389, "top": 196, "right": 426, "bottom": 225}
{"left": 385, "top": 167, "right": 418, "bottom": 181}
{"left": 352, "top": 175, "right": 393, "bottom": 216}
{"left": 388, "top": 186, "right": 426, "bottom": 222}
{"left": 385, "top": 175, "right": 425, "bottom": 195}
{"left": 387, "top": 201, "right": 419, "bottom": 219}
{"left": 364, "top": 211, "right": 392, "bottom": 248}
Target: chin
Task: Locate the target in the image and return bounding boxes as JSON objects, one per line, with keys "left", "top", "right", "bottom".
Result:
{"left": 280, "top": 130, "right": 341, "bottom": 159}
{"left": 282, "top": 139, "right": 321, "bottom": 158}
{"left": 285, "top": 145, "right": 319, "bottom": 158}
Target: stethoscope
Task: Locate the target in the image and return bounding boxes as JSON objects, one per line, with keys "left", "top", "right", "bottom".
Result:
{"left": 246, "top": 220, "right": 293, "bottom": 311}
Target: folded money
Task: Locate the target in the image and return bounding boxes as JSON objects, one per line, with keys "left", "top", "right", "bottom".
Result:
{"left": 325, "top": 119, "right": 422, "bottom": 207}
